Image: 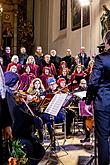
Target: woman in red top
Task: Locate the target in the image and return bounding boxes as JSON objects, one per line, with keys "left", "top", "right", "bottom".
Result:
{"left": 26, "top": 55, "right": 40, "bottom": 77}
{"left": 19, "top": 65, "right": 36, "bottom": 91}
{"left": 69, "top": 64, "right": 85, "bottom": 91}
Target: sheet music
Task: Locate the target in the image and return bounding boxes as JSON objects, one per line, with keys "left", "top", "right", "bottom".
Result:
{"left": 74, "top": 91, "right": 87, "bottom": 99}
{"left": 45, "top": 93, "right": 68, "bottom": 116}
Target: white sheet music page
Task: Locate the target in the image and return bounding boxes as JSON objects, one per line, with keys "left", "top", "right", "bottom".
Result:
{"left": 74, "top": 91, "right": 87, "bottom": 99}
{"left": 45, "top": 93, "right": 68, "bottom": 116}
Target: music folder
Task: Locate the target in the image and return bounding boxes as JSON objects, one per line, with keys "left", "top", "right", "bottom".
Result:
{"left": 44, "top": 93, "right": 68, "bottom": 116}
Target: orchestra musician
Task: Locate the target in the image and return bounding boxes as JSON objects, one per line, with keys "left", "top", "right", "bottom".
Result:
{"left": 0, "top": 66, "right": 12, "bottom": 165}
{"left": 27, "top": 77, "right": 55, "bottom": 146}
{"left": 74, "top": 79, "right": 91, "bottom": 143}
{"left": 4, "top": 71, "right": 45, "bottom": 165}
{"left": 57, "top": 77, "right": 74, "bottom": 136}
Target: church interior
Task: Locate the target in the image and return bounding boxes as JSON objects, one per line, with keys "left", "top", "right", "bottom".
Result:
{"left": 0, "top": 0, "right": 110, "bottom": 165}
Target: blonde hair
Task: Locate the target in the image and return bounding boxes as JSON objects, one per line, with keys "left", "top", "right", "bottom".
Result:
{"left": 26, "top": 56, "right": 35, "bottom": 64}
{"left": 27, "top": 78, "right": 45, "bottom": 95}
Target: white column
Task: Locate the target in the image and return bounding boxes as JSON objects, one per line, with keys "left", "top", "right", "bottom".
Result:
{"left": 89, "top": 0, "right": 92, "bottom": 56}
{"left": 81, "top": 6, "right": 83, "bottom": 48}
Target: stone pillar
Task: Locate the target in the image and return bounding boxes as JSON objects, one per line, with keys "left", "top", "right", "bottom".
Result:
{"left": 13, "top": 5, "right": 18, "bottom": 54}
{"left": 0, "top": 13, "right": 2, "bottom": 46}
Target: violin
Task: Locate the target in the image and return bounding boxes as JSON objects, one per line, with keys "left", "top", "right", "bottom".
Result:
{"left": 14, "top": 90, "right": 41, "bottom": 104}
{"left": 55, "top": 83, "right": 71, "bottom": 94}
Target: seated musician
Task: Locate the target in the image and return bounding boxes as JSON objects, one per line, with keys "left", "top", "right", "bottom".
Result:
{"left": 47, "top": 77, "right": 65, "bottom": 123}
{"left": 57, "top": 77, "right": 74, "bottom": 136}
{"left": 74, "top": 79, "right": 91, "bottom": 143}
{"left": 27, "top": 78, "right": 55, "bottom": 147}
{"left": 4, "top": 71, "right": 45, "bottom": 165}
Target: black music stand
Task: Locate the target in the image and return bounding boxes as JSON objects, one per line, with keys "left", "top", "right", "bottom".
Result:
{"left": 85, "top": 125, "right": 97, "bottom": 165}
{"left": 44, "top": 93, "right": 68, "bottom": 164}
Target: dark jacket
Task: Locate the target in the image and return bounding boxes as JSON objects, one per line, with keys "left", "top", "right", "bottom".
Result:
{"left": 19, "top": 53, "right": 28, "bottom": 65}
{"left": 6, "top": 91, "right": 35, "bottom": 140}
{"left": 0, "top": 95, "right": 12, "bottom": 129}
{"left": 78, "top": 53, "right": 90, "bottom": 69}
{"left": 62, "top": 55, "right": 76, "bottom": 69}
{"left": 50, "top": 55, "right": 61, "bottom": 70}
{"left": 0, "top": 95, "right": 12, "bottom": 165}
{"left": 86, "top": 50, "right": 110, "bottom": 111}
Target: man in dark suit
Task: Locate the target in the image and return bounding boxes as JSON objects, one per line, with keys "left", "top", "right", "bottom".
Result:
{"left": 86, "top": 30, "right": 110, "bottom": 165}
{"left": 78, "top": 47, "right": 90, "bottom": 69}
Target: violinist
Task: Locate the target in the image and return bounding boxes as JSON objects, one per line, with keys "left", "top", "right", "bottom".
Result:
{"left": 57, "top": 68, "right": 69, "bottom": 84}
{"left": 46, "top": 77, "right": 65, "bottom": 134}
{"left": 4, "top": 71, "right": 45, "bottom": 165}
{"left": 85, "top": 60, "right": 94, "bottom": 83}
{"left": 74, "top": 79, "right": 91, "bottom": 143}
{"left": 0, "top": 67, "right": 12, "bottom": 165}
{"left": 57, "top": 77, "right": 69, "bottom": 93}
{"left": 57, "top": 77, "right": 74, "bottom": 136}
{"left": 27, "top": 78, "right": 55, "bottom": 146}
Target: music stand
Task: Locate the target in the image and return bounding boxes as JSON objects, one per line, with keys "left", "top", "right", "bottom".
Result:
{"left": 73, "top": 92, "right": 97, "bottom": 165}
{"left": 44, "top": 93, "right": 68, "bottom": 164}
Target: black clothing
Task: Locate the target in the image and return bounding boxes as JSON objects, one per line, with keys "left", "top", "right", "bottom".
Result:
{"left": 0, "top": 96, "right": 12, "bottom": 165}
{"left": 3, "top": 53, "right": 11, "bottom": 68}
{"left": 78, "top": 53, "right": 90, "bottom": 69}
{"left": 51, "top": 55, "right": 61, "bottom": 71}
{"left": 7, "top": 91, "right": 45, "bottom": 165}
{"left": 19, "top": 53, "right": 28, "bottom": 65}
{"left": 33, "top": 55, "right": 44, "bottom": 66}
{"left": 86, "top": 50, "right": 110, "bottom": 165}
{"left": 62, "top": 55, "right": 76, "bottom": 70}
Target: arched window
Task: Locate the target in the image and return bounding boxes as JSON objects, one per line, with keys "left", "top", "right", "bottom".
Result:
{"left": 60, "top": 0, "right": 67, "bottom": 30}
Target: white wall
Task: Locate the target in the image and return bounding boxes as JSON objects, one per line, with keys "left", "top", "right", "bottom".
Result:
{"left": 34, "top": 0, "right": 110, "bottom": 56}
{"left": 48, "top": 0, "right": 110, "bottom": 57}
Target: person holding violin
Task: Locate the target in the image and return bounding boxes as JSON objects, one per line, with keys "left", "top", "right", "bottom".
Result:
{"left": 27, "top": 77, "right": 55, "bottom": 146}
{"left": 57, "top": 77, "right": 74, "bottom": 136}
{"left": 0, "top": 66, "right": 12, "bottom": 165}
{"left": 74, "top": 79, "right": 91, "bottom": 143}
{"left": 4, "top": 71, "right": 45, "bottom": 165}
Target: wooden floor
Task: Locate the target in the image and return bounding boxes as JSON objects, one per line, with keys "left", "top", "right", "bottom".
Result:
{"left": 39, "top": 133, "right": 95, "bottom": 165}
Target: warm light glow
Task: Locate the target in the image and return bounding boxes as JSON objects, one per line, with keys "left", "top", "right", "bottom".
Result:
{"left": 79, "top": 0, "right": 90, "bottom": 7}
{"left": 0, "top": 4, "right": 3, "bottom": 13}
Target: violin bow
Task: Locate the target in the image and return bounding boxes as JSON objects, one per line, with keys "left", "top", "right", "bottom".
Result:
{"left": 21, "top": 98, "right": 36, "bottom": 117}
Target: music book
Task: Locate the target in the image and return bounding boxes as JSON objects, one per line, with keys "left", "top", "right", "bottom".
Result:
{"left": 44, "top": 93, "right": 68, "bottom": 116}
{"left": 74, "top": 91, "right": 87, "bottom": 99}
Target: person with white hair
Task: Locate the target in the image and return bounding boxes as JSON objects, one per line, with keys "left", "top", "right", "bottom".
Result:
{"left": 6, "top": 55, "right": 22, "bottom": 74}
{"left": 50, "top": 49, "right": 61, "bottom": 71}
{"left": 78, "top": 46, "right": 90, "bottom": 69}
{"left": 26, "top": 55, "right": 39, "bottom": 77}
